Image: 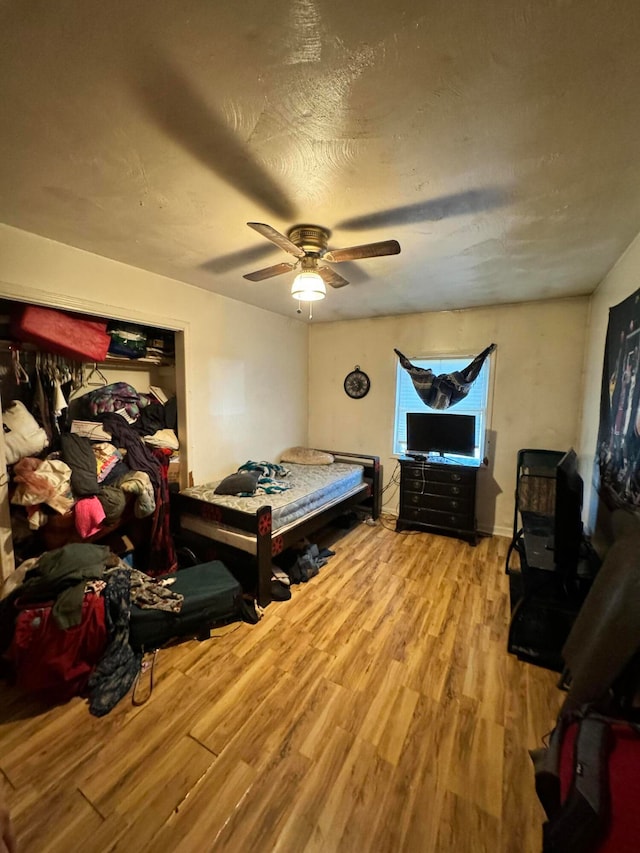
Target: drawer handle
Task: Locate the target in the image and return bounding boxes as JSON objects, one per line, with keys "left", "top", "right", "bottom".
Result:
{"left": 451, "top": 473, "right": 461, "bottom": 482}
{"left": 449, "top": 500, "right": 459, "bottom": 510}
{"left": 451, "top": 486, "right": 460, "bottom": 496}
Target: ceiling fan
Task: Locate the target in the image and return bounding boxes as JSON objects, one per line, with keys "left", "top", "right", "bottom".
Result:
{"left": 242, "top": 222, "right": 401, "bottom": 301}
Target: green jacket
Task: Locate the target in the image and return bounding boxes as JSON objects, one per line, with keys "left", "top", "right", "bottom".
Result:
{"left": 21, "top": 543, "right": 112, "bottom": 629}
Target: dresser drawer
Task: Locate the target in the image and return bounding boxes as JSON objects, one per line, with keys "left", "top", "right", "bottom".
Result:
{"left": 400, "top": 505, "right": 473, "bottom": 531}
{"left": 403, "top": 479, "right": 474, "bottom": 500}
{"left": 401, "top": 490, "right": 473, "bottom": 515}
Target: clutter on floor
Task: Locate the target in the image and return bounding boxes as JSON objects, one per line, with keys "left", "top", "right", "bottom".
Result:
{"left": 0, "top": 543, "right": 256, "bottom": 716}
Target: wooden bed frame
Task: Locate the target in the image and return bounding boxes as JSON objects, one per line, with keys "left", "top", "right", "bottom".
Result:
{"left": 171, "top": 451, "right": 382, "bottom": 606}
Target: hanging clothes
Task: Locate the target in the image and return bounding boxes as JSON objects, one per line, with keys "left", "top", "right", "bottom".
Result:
{"left": 394, "top": 343, "right": 496, "bottom": 409}
{"left": 147, "top": 447, "right": 177, "bottom": 577}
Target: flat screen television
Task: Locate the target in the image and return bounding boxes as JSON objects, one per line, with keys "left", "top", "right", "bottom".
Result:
{"left": 406, "top": 412, "right": 476, "bottom": 458}
{"left": 553, "top": 448, "right": 584, "bottom": 578}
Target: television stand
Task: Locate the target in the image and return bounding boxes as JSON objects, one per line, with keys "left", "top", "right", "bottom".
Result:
{"left": 396, "top": 456, "right": 478, "bottom": 544}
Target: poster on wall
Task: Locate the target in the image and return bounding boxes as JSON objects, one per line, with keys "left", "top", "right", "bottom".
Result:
{"left": 596, "top": 288, "right": 640, "bottom": 509}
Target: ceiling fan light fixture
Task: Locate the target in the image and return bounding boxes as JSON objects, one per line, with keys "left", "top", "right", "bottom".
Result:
{"left": 291, "top": 270, "right": 326, "bottom": 302}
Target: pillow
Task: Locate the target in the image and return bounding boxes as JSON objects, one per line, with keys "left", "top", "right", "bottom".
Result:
{"left": 214, "top": 470, "right": 260, "bottom": 495}
{"left": 280, "top": 447, "right": 334, "bottom": 465}
{"left": 2, "top": 400, "right": 49, "bottom": 465}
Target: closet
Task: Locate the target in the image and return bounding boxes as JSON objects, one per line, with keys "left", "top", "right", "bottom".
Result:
{"left": 0, "top": 297, "right": 185, "bottom": 581}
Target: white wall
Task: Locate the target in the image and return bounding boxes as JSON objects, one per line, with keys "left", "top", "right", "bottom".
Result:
{"left": 309, "top": 298, "right": 589, "bottom": 537}
{"left": 0, "top": 224, "right": 309, "bottom": 485}
{"left": 578, "top": 231, "right": 640, "bottom": 534}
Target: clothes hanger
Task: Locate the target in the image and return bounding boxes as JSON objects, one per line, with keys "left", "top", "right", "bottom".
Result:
{"left": 86, "top": 362, "right": 108, "bottom": 387}
{"left": 68, "top": 361, "right": 107, "bottom": 400}
{"left": 10, "top": 345, "right": 30, "bottom": 385}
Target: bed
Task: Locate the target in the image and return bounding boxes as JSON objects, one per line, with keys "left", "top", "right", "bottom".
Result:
{"left": 171, "top": 451, "right": 381, "bottom": 606}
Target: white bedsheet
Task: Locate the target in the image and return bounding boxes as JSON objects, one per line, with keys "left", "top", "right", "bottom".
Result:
{"left": 180, "top": 462, "right": 364, "bottom": 531}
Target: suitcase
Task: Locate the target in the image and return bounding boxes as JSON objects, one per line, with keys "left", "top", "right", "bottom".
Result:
{"left": 128, "top": 561, "right": 243, "bottom": 651}
{"left": 11, "top": 304, "right": 111, "bottom": 361}
{"left": 7, "top": 593, "right": 107, "bottom": 702}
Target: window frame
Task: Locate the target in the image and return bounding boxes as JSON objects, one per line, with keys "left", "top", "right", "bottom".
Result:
{"left": 392, "top": 351, "right": 493, "bottom": 463}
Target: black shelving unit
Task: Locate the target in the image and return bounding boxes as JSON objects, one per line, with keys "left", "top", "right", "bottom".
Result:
{"left": 506, "top": 448, "right": 580, "bottom": 672}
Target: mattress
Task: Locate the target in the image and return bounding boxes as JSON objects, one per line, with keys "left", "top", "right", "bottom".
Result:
{"left": 180, "top": 462, "right": 365, "bottom": 533}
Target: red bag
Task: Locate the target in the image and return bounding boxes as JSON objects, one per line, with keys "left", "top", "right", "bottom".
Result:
{"left": 11, "top": 305, "right": 111, "bottom": 361}
{"left": 533, "top": 709, "right": 640, "bottom": 853}
{"left": 7, "top": 594, "right": 107, "bottom": 702}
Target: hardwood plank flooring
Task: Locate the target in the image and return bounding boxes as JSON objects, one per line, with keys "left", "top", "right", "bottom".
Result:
{"left": 0, "top": 520, "right": 563, "bottom": 852}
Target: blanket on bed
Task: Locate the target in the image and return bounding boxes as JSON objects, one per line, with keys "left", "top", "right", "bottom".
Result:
{"left": 237, "top": 461, "right": 292, "bottom": 496}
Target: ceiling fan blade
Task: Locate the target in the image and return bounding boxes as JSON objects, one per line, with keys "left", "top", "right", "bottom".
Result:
{"left": 324, "top": 239, "right": 401, "bottom": 263}
{"left": 247, "top": 223, "right": 305, "bottom": 258}
{"left": 243, "top": 262, "right": 295, "bottom": 282}
{"left": 318, "top": 266, "right": 349, "bottom": 289}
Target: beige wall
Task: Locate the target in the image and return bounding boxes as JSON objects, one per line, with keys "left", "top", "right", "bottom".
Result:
{"left": 309, "top": 298, "right": 589, "bottom": 537}
{"left": 4, "top": 216, "right": 630, "bottom": 542}
{"left": 0, "top": 224, "right": 309, "bottom": 485}
{"left": 578, "top": 231, "right": 640, "bottom": 534}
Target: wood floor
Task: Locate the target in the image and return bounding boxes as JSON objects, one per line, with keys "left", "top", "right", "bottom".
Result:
{"left": 0, "top": 520, "right": 563, "bottom": 852}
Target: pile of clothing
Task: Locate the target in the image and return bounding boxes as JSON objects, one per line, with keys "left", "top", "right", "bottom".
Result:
{"left": 0, "top": 543, "right": 184, "bottom": 716}
{"left": 4, "top": 382, "right": 179, "bottom": 576}
{"left": 271, "top": 542, "right": 336, "bottom": 597}
{"left": 287, "top": 543, "right": 335, "bottom": 583}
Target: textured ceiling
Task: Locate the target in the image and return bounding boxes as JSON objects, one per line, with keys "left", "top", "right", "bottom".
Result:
{"left": 1, "top": 0, "right": 640, "bottom": 322}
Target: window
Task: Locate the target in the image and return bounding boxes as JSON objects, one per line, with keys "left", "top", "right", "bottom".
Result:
{"left": 393, "top": 354, "right": 491, "bottom": 460}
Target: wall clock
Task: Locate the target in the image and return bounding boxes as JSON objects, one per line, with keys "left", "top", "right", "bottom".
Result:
{"left": 344, "top": 365, "right": 370, "bottom": 399}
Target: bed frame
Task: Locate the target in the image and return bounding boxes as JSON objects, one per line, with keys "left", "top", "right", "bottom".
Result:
{"left": 171, "top": 451, "right": 381, "bottom": 606}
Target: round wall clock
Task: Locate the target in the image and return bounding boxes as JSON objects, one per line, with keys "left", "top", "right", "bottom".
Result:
{"left": 344, "top": 365, "right": 370, "bottom": 399}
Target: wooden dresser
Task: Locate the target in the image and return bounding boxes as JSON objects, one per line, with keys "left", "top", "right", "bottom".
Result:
{"left": 396, "top": 457, "right": 478, "bottom": 544}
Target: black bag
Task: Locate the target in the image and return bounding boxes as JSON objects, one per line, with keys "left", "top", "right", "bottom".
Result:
{"left": 128, "top": 560, "right": 242, "bottom": 651}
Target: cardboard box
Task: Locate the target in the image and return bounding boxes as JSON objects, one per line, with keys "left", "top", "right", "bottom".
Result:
{"left": 168, "top": 456, "right": 181, "bottom": 484}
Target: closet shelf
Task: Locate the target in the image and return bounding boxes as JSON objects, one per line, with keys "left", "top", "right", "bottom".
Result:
{"left": 0, "top": 341, "right": 173, "bottom": 368}
{"left": 103, "top": 354, "right": 174, "bottom": 369}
